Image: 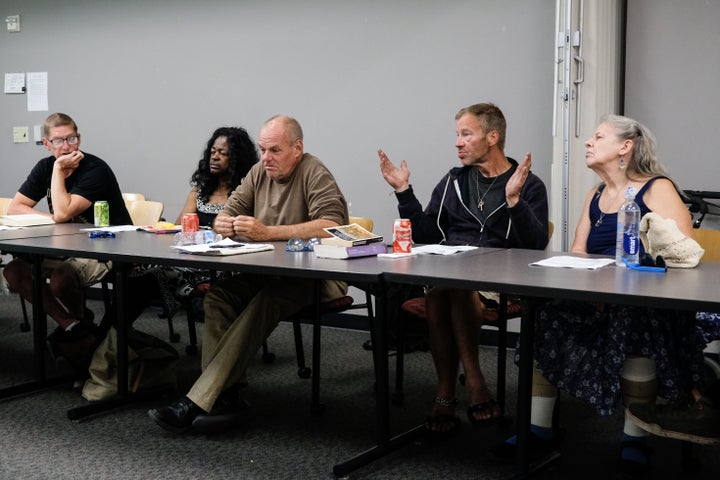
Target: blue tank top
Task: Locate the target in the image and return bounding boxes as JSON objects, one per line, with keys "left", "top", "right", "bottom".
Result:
{"left": 586, "top": 177, "right": 665, "bottom": 255}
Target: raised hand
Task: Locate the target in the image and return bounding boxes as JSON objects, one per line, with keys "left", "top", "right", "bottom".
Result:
{"left": 505, "top": 152, "right": 532, "bottom": 207}
{"left": 378, "top": 148, "right": 411, "bottom": 193}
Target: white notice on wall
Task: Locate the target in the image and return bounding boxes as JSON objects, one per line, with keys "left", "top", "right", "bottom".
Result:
{"left": 4, "top": 73, "right": 25, "bottom": 93}
{"left": 26, "top": 72, "right": 48, "bottom": 111}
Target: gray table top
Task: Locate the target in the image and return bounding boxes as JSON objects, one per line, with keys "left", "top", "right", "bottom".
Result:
{"left": 0, "top": 228, "right": 387, "bottom": 284}
{"left": 383, "top": 248, "right": 720, "bottom": 312}
{"left": 2, "top": 227, "right": 718, "bottom": 312}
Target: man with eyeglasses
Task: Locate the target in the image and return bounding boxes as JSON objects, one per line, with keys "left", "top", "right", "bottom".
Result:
{"left": 3, "top": 112, "right": 131, "bottom": 375}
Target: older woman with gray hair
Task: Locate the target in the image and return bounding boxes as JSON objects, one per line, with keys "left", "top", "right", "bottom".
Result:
{"left": 491, "top": 115, "right": 709, "bottom": 475}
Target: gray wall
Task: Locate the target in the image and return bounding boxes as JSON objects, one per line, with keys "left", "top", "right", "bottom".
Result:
{"left": 625, "top": 1, "right": 720, "bottom": 198}
{"left": 0, "top": 0, "right": 554, "bottom": 240}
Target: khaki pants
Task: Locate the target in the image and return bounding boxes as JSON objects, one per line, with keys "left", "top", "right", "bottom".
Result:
{"left": 42, "top": 257, "right": 111, "bottom": 286}
{"left": 187, "top": 274, "right": 346, "bottom": 412}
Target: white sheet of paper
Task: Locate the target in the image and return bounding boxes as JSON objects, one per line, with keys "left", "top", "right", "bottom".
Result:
{"left": 26, "top": 72, "right": 48, "bottom": 111}
{"left": 377, "top": 244, "right": 477, "bottom": 258}
{"left": 81, "top": 225, "right": 139, "bottom": 232}
{"left": 172, "top": 238, "right": 274, "bottom": 256}
{"left": 412, "top": 244, "right": 477, "bottom": 255}
{"left": 4, "top": 73, "right": 25, "bottom": 93}
{"left": 529, "top": 255, "right": 615, "bottom": 270}
{"left": 0, "top": 214, "right": 55, "bottom": 227}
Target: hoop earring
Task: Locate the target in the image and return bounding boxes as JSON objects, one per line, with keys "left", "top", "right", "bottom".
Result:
{"left": 619, "top": 157, "right": 626, "bottom": 170}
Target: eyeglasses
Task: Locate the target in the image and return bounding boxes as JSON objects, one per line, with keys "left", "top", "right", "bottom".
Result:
{"left": 48, "top": 135, "right": 79, "bottom": 147}
{"left": 286, "top": 237, "right": 321, "bottom": 252}
{"left": 622, "top": 253, "right": 666, "bottom": 272}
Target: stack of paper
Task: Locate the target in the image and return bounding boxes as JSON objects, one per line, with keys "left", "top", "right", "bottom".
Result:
{"left": 529, "top": 256, "right": 614, "bottom": 270}
{"left": 0, "top": 214, "right": 55, "bottom": 227}
{"left": 172, "top": 237, "right": 274, "bottom": 256}
{"left": 378, "top": 244, "right": 477, "bottom": 258}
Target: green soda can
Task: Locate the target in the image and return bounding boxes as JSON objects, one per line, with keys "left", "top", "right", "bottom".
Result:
{"left": 94, "top": 200, "right": 110, "bottom": 227}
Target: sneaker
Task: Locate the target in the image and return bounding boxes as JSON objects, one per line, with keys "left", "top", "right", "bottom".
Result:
{"left": 627, "top": 398, "right": 720, "bottom": 445}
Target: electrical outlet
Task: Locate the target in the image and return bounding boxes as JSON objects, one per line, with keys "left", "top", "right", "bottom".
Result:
{"left": 13, "top": 126, "right": 29, "bottom": 143}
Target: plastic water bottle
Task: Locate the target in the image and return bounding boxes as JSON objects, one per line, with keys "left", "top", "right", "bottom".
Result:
{"left": 615, "top": 186, "right": 641, "bottom": 266}
{"left": 173, "top": 230, "right": 221, "bottom": 246}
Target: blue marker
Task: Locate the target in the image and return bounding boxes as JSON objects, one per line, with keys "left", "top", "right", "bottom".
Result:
{"left": 622, "top": 258, "right": 666, "bottom": 273}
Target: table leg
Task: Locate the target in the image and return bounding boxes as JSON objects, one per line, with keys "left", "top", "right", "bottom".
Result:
{"left": 332, "top": 281, "right": 423, "bottom": 477}
{"left": 311, "top": 279, "right": 324, "bottom": 413}
{"left": 31, "top": 254, "right": 47, "bottom": 382}
{"left": 0, "top": 254, "right": 71, "bottom": 399}
{"left": 512, "top": 297, "right": 560, "bottom": 479}
{"left": 497, "top": 293, "right": 508, "bottom": 414}
{"left": 115, "top": 263, "right": 129, "bottom": 397}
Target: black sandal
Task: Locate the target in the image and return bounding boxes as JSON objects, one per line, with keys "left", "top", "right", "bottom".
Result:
{"left": 467, "top": 398, "right": 502, "bottom": 428}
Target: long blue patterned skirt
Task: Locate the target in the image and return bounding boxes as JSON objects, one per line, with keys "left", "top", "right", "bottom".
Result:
{"left": 530, "top": 300, "right": 707, "bottom": 416}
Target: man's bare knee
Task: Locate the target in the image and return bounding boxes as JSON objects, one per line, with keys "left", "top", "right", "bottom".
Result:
{"left": 2, "top": 258, "right": 30, "bottom": 291}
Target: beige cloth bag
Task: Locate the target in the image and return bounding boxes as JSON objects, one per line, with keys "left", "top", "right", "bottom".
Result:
{"left": 82, "top": 326, "right": 179, "bottom": 401}
{"left": 638, "top": 212, "right": 705, "bottom": 268}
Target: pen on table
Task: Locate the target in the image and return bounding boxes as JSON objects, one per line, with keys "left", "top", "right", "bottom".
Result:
{"left": 209, "top": 243, "right": 246, "bottom": 249}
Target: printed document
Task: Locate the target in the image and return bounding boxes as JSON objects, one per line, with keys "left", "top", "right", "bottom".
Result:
{"left": 529, "top": 256, "right": 614, "bottom": 270}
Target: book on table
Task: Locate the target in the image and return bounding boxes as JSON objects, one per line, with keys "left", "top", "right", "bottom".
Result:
{"left": 313, "top": 242, "right": 387, "bottom": 259}
{"left": 0, "top": 214, "right": 55, "bottom": 227}
{"left": 321, "top": 223, "right": 383, "bottom": 246}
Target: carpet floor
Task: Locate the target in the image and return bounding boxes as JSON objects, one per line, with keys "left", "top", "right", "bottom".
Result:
{"left": 1, "top": 294, "right": 719, "bottom": 479}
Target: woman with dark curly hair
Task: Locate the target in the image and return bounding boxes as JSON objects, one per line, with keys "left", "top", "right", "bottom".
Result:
{"left": 176, "top": 127, "right": 259, "bottom": 227}
{"left": 163, "top": 127, "right": 259, "bottom": 311}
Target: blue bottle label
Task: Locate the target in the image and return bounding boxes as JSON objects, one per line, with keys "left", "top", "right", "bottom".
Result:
{"left": 623, "top": 233, "right": 639, "bottom": 255}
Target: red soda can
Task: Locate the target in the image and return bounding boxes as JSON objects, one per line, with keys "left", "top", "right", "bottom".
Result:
{"left": 182, "top": 213, "right": 199, "bottom": 233}
{"left": 392, "top": 219, "right": 412, "bottom": 253}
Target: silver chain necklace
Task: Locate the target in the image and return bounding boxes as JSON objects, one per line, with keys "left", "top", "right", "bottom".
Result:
{"left": 475, "top": 170, "right": 499, "bottom": 211}
{"left": 594, "top": 181, "right": 630, "bottom": 227}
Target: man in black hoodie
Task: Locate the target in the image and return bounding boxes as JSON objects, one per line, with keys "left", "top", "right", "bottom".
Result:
{"left": 379, "top": 102, "right": 548, "bottom": 434}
